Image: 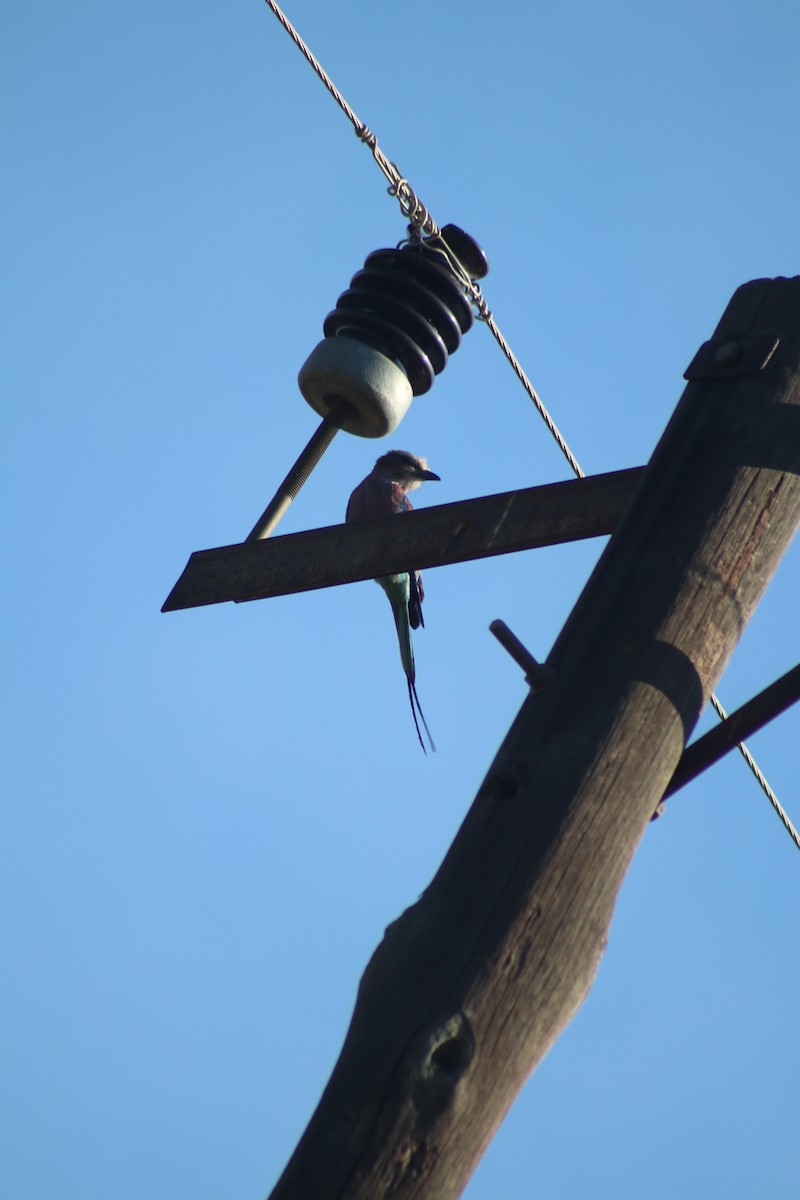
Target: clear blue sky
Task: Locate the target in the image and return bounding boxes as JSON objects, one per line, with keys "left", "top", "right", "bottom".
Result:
{"left": 4, "top": 1, "right": 799, "bottom": 1197}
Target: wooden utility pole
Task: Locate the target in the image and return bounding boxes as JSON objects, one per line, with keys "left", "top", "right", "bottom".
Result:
{"left": 264, "top": 277, "right": 800, "bottom": 1199}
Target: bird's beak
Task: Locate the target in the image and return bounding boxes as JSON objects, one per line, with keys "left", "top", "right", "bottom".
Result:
{"left": 417, "top": 469, "right": 441, "bottom": 482}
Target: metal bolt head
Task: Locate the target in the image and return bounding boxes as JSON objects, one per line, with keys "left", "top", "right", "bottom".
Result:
{"left": 714, "top": 339, "right": 740, "bottom": 366}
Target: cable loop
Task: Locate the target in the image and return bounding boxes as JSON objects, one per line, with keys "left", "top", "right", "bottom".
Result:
{"left": 355, "top": 123, "right": 376, "bottom": 149}
{"left": 388, "top": 179, "right": 438, "bottom": 238}
{"left": 469, "top": 287, "right": 492, "bottom": 323}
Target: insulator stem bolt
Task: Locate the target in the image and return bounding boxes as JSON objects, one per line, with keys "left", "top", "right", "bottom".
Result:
{"left": 245, "top": 398, "right": 353, "bottom": 540}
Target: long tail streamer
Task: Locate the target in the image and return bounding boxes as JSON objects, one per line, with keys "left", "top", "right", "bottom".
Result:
{"left": 408, "top": 679, "right": 436, "bottom": 755}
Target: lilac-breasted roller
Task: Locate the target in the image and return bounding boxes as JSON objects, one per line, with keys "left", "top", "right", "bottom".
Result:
{"left": 346, "top": 449, "right": 440, "bottom": 753}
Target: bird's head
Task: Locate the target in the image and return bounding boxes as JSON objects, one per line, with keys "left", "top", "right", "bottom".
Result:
{"left": 373, "top": 449, "right": 441, "bottom": 491}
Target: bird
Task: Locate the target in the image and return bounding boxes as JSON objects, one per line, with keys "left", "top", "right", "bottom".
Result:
{"left": 346, "top": 449, "right": 441, "bottom": 753}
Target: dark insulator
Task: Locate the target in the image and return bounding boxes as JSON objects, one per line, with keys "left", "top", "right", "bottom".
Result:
{"left": 321, "top": 231, "right": 487, "bottom": 396}
{"left": 426, "top": 224, "right": 491, "bottom": 282}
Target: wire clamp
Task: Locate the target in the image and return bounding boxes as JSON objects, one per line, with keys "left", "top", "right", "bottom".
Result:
{"left": 355, "top": 122, "right": 376, "bottom": 149}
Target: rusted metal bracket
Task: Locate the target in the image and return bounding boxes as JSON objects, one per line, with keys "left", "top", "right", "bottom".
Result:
{"left": 162, "top": 466, "right": 644, "bottom": 613}
{"left": 684, "top": 331, "right": 779, "bottom": 380}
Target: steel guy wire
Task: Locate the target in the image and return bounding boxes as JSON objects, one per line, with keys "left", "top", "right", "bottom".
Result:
{"left": 260, "top": 0, "right": 795, "bottom": 847}
{"left": 709, "top": 694, "right": 800, "bottom": 850}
